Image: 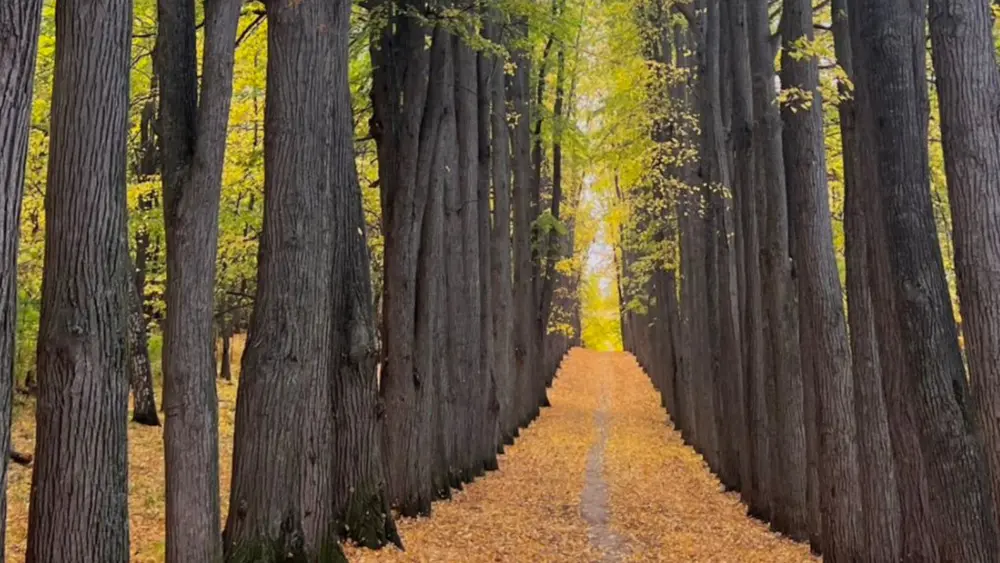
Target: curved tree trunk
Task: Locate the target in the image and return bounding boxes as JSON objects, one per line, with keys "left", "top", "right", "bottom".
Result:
{"left": 27, "top": 0, "right": 132, "bottom": 557}
{"left": 0, "top": 0, "right": 43, "bottom": 553}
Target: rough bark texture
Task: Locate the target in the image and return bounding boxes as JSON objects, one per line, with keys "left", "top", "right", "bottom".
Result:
{"left": 370, "top": 7, "right": 436, "bottom": 515}
{"left": 928, "top": 0, "right": 1000, "bottom": 533}
{"left": 490, "top": 20, "right": 516, "bottom": 444}
{"left": 510, "top": 18, "right": 540, "bottom": 428}
{"left": 27, "top": 0, "right": 132, "bottom": 557}
{"left": 833, "top": 1, "right": 902, "bottom": 558}
{"left": 726, "top": 0, "right": 766, "bottom": 519}
{"left": 226, "top": 0, "right": 395, "bottom": 557}
{"left": 748, "top": 0, "right": 807, "bottom": 539}
{"left": 125, "top": 259, "right": 160, "bottom": 426}
{"left": 780, "top": 0, "right": 863, "bottom": 555}
{"left": 853, "top": 0, "right": 998, "bottom": 558}
{"left": 0, "top": 0, "right": 43, "bottom": 553}
{"left": 156, "top": 0, "right": 240, "bottom": 557}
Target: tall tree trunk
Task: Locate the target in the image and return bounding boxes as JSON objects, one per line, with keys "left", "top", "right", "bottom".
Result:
{"left": 0, "top": 0, "right": 43, "bottom": 553}
{"left": 476, "top": 37, "right": 500, "bottom": 470}
{"left": 510, "top": 18, "right": 539, "bottom": 428}
{"left": 854, "top": 0, "right": 998, "bottom": 558}
{"left": 847, "top": 0, "right": 938, "bottom": 558}
{"left": 226, "top": 0, "right": 398, "bottom": 555}
{"left": 490, "top": 20, "right": 516, "bottom": 446}
{"left": 780, "top": 0, "right": 863, "bottom": 556}
{"left": 928, "top": 0, "right": 1000, "bottom": 535}
{"left": 726, "top": 0, "right": 765, "bottom": 518}
{"left": 833, "top": 0, "right": 902, "bottom": 558}
{"left": 748, "top": 0, "right": 807, "bottom": 539}
{"left": 27, "top": 0, "right": 132, "bottom": 557}
{"left": 452, "top": 34, "right": 483, "bottom": 481}
{"left": 156, "top": 0, "right": 240, "bottom": 557}
{"left": 370, "top": 7, "right": 437, "bottom": 516}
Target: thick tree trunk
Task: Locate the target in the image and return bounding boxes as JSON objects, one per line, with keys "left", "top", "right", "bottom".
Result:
{"left": 27, "top": 0, "right": 132, "bottom": 557}
{"left": 226, "top": 0, "right": 398, "bottom": 556}
{"left": 452, "top": 35, "right": 483, "bottom": 481}
{"left": 489, "top": 20, "right": 516, "bottom": 445}
{"left": 748, "top": 0, "right": 807, "bottom": 540}
{"left": 832, "top": 1, "right": 902, "bottom": 558}
{"left": 476, "top": 39, "right": 500, "bottom": 470}
{"left": 853, "top": 0, "right": 999, "bottom": 558}
{"left": 847, "top": 1, "right": 938, "bottom": 558}
{"left": 928, "top": 0, "right": 1000, "bottom": 534}
{"left": 370, "top": 9, "right": 437, "bottom": 515}
{"left": 0, "top": 0, "right": 43, "bottom": 553}
{"left": 156, "top": 0, "right": 240, "bottom": 557}
{"left": 510, "top": 18, "right": 539, "bottom": 428}
{"left": 779, "top": 0, "right": 863, "bottom": 556}
{"left": 726, "top": 0, "right": 764, "bottom": 518}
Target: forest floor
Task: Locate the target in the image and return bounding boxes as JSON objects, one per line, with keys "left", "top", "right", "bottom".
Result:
{"left": 4, "top": 345, "right": 816, "bottom": 562}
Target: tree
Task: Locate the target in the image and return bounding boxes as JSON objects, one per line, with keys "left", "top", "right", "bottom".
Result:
{"left": 125, "top": 255, "right": 160, "bottom": 426}
{"left": 927, "top": 0, "right": 1000, "bottom": 527}
{"left": 226, "top": 0, "right": 397, "bottom": 555}
{"left": 0, "top": 0, "right": 44, "bottom": 552}
{"left": 156, "top": 0, "right": 241, "bottom": 557}
{"left": 852, "top": 0, "right": 999, "bottom": 557}
{"left": 833, "top": 0, "right": 902, "bottom": 558}
{"left": 27, "top": 0, "right": 132, "bottom": 557}
{"left": 748, "top": 0, "right": 807, "bottom": 539}
{"left": 779, "top": 0, "right": 863, "bottom": 554}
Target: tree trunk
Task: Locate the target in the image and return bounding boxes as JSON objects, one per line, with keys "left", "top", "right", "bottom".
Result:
{"left": 226, "top": 0, "right": 398, "bottom": 555}
{"left": 27, "top": 0, "right": 132, "bottom": 557}
{"left": 928, "top": 0, "right": 1000, "bottom": 537}
{"left": 125, "top": 257, "right": 160, "bottom": 426}
{"left": 780, "top": 0, "right": 863, "bottom": 555}
{"left": 748, "top": 0, "right": 807, "bottom": 539}
{"left": 156, "top": 0, "right": 241, "bottom": 557}
{"left": 510, "top": 18, "right": 539, "bottom": 428}
{"left": 490, "top": 18, "right": 516, "bottom": 445}
{"left": 726, "top": 0, "right": 765, "bottom": 518}
{"left": 476, "top": 36, "right": 500, "bottom": 470}
{"left": 0, "top": 0, "right": 43, "bottom": 553}
{"left": 832, "top": 1, "right": 902, "bottom": 558}
{"left": 370, "top": 7, "right": 438, "bottom": 516}
{"left": 219, "top": 322, "right": 232, "bottom": 381}
{"left": 853, "top": 0, "right": 999, "bottom": 558}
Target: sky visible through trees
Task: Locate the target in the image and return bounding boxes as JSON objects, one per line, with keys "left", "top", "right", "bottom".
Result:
{"left": 4, "top": 0, "right": 1000, "bottom": 561}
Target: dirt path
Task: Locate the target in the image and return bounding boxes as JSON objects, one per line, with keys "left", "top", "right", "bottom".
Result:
{"left": 347, "top": 349, "right": 816, "bottom": 562}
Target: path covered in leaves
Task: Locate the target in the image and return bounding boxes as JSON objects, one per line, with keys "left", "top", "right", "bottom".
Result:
{"left": 347, "top": 349, "right": 816, "bottom": 562}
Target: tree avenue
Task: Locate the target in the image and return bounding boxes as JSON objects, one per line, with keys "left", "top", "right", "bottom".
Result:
{"left": 3, "top": 0, "right": 1000, "bottom": 561}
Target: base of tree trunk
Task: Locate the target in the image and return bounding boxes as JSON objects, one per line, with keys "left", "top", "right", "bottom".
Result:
{"left": 226, "top": 534, "right": 348, "bottom": 563}
{"left": 131, "top": 408, "right": 161, "bottom": 427}
{"left": 338, "top": 488, "right": 402, "bottom": 550}
{"left": 483, "top": 455, "right": 499, "bottom": 472}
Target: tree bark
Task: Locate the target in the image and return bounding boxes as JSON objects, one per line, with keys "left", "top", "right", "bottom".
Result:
{"left": 748, "top": 0, "right": 807, "bottom": 539}
{"left": 27, "top": 0, "right": 132, "bottom": 557}
{"left": 928, "top": 0, "right": 1000, "bottom": 537}
{"left": 779, "top": 0, "right": 863, "bottom": 555}
{"left": 853, "top": 0, "right": 999, "bottom": 558}
{"left": 125, "top": 257, "right": 160, "bottom": 426}
{"left": 226, "top": 0, "right": 398, "bottom": 556}
{"left": 832, "top": 1, "right": 902, "bottom": 558}
{"left": 156, "top": 0, "right": 240, "bottom": 557}
{"left": 490, "top": 19, "right": 516, "bottom": 445}
{"left": 0, "top": 0, "right": 43, "bottom": 553}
